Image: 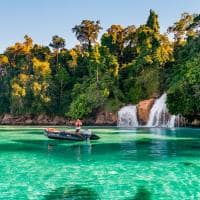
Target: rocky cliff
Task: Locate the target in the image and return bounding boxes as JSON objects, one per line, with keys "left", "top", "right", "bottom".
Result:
{"left": 0, "top": 111, "right": 118, "bottom": 126}
{"left": 137, "top": 98, "right": 155, "bottom": 125}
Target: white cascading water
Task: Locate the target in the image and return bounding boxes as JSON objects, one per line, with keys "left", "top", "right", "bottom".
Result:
{"left": 147, "top": 93, "right": 181, "bottom": 128}
{"left": 117, "top": 94, "right": 184, "bottom": 128}
{"left": 118, "top": 105, "right": 139, "bottom": 127}
{"left": 169, "top": 115, "right": 176, "bottom": 128}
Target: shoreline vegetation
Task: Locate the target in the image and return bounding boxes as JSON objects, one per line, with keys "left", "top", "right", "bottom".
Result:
{"left": 0, "top": 113, "right": 199, "bottom": 127}
{"left": 0, "top": 10, "right": 199, "bottom": 126}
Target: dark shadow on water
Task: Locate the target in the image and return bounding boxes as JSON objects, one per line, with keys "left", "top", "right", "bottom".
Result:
{"left": 127, "top": 186, "right": 151, "bottom": 200}
{"left": 0, "top": 143, "right": 44, "bottom": 152}
{"left": 43, "top": 184, "right": 100, "bottom": 200}
{"left": 181, "top": 161, "right": 200, "bottom": 169}
{"left": 12, "top": 136, "right": 84, "bottom": 147}
{"left": 182, "top": 162, "right": 193, "bottom": 166}
{"left": 0, "top": 129, "right": 43, "bottom": 134}
{"left": 1, "top": 137, "right": 200, "bottom": 162}
{"left": 17, "top": 130, "right": 43, "bottom": 135}
{"left": 12, "top": 139, "right": 59, "bottom": 146}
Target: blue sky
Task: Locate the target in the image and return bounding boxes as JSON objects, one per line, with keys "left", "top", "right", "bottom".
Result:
{"left": 0, "top": 0, "right": 200, "bottom": 52}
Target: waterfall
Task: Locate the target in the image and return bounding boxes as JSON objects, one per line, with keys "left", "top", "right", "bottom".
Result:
{"left": 118, "top": 105, "right": 139, "bottom": 127}
{"left": 169, "top": 115, "right": 176, "bottom": 128}
{"left": 146, "top": 93, "right": 181, "bottom": 128}
{"left": 117, "top": 94, "right": 184, "bottom": 128}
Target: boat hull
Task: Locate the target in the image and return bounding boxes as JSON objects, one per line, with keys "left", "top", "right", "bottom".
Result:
{"left": 44, "top": 129, "right": 100, "bottom": 141}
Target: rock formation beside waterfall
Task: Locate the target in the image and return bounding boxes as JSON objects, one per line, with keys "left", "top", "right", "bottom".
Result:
{"left": 137, "top": 98, "right": 155, "bottom": 125}
{"left": 0, "top": 111, "right": 118, "bottom": 126}
{"left": 95, "top": 110, "right": 117, "bottom": 125}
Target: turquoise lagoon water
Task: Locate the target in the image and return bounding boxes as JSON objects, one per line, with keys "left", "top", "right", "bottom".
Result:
{"left": 0, "top": 126, "right": 200, "bottom": 199}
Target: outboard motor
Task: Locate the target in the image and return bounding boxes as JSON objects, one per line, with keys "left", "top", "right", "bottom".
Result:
{"left": 83, "top": 129, "right": 92, "bottom": 139}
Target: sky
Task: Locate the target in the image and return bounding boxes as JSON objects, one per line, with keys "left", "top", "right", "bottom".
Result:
{"left": 0, "top": 0, "right": 200, "bottom": 52}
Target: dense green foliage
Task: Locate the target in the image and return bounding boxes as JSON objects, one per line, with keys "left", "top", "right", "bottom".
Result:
{"left": 166, "top": 38, "right": 200, "bottom": 118}
{"left": 0, "top": 10, "right": 199, "bottom": 120}
{"left": 165, "top": 13, "right": 200, "bottom": 119}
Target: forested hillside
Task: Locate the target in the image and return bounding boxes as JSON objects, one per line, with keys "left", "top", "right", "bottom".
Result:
{"left": 0, "top": 10, "right": 199, "bottom": 121}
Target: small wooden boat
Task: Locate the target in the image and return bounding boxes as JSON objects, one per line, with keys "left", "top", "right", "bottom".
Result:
{"left": 44, "top": 128, "right": 100, "bottom": 141}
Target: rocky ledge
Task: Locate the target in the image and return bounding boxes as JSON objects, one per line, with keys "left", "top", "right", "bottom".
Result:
{"left": 189, "top": 118, "right": 200, "bottom": 127}
{"left": 0, "top": 111, "right": 118, "bottom": 126}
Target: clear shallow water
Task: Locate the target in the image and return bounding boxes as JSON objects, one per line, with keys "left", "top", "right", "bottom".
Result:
{"left": 0, "top": 126, "right": 200, "bottom": 199}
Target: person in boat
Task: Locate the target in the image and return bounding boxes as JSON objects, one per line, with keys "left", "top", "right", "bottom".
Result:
{"left": 75, "top": 119, "right": 82, "bottom": 134}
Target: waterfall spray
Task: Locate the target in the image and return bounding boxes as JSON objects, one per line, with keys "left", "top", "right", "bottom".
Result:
{"left": 118, "top": 105, "right": 139, "bottom": 127}
{"left": 147, "top": 93, "right": 183, "bottom": 128}
{"left": 117, "top": 94, "right": 184, "bottom": 128}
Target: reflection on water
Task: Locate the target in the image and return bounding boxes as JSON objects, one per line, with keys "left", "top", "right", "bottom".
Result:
{"left": 3, "top": 128, "right": 200, "bottom": 162}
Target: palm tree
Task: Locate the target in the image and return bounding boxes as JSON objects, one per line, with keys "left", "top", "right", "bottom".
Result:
{"left": 72, "top": 20, "right": 102, "bottom": 51}
{"left": 49, "top": 35, "right": 65, "bottom": 65}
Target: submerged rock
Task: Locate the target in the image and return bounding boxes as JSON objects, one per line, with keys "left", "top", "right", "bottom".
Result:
{"left": 44, "top": 184, "right": 99, "bottom": 200}
{"left": 133, "top": 186, "right": 151, "bottom": 200}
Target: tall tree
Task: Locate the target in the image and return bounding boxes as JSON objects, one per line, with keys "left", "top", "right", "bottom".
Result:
{"left": 49, "top": 35, "right": 65, "bottom": 65}
{"left": 101, "top": 25, "right": 136, "bottom": 66}
{"left": 167, "top": 13, "right": 195, "bottom": 45}
{"left": 0, "top": 55, "right": 10, "bottom": 113}
{"left": 121, "top": 10, "right": 173, "bottom": 103}
{"left": 146, "top": 9, "right": 160, "bottom": 32}
{"left": 72, "top": 20, "right": 102, "bottom": 50}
